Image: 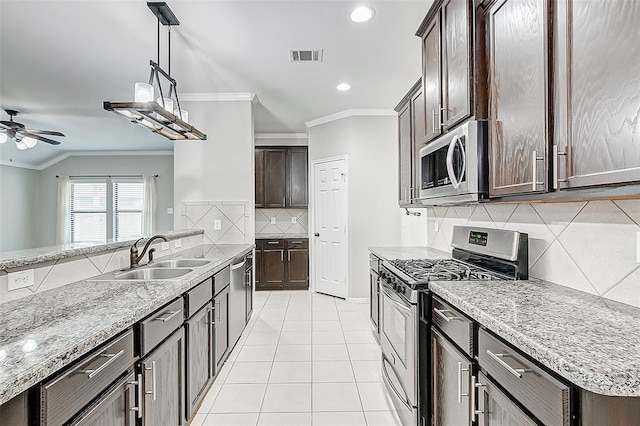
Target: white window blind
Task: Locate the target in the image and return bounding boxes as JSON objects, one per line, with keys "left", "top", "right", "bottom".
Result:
{"left": 114, "top": 181, "right": 144, "bottom": 240}
{"left": 70, "top": 181, "right": 107, "bottom": 243}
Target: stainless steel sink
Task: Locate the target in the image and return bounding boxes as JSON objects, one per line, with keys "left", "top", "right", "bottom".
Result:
{"left": 153, "top": 259, "right": 212, "bottom": 268}
{"left": 114, "top": 268, "right": 193, "bottom": 280}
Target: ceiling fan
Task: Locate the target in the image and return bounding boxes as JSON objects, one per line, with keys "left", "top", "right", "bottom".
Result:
{"left": 0, "top": 109, "right": 64, "bottom": 150}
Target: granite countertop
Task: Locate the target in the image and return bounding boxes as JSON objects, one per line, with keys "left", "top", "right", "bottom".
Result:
{"left": 0, "top": 243, "right": 253, "bottom": 405}
{"left": 256, "top": 233, "right": 308, "bottom": 239}
{"left": 0, "top": 229, "right": 204, "bottom": 271}
{"left": 430, "top": 279, "right": 640, "bottom": 397}
{"left": 369, "top": 246, "right": 450, "bottom": 261}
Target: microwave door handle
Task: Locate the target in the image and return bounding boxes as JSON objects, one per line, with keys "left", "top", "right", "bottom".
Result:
{"left": 456, "top": 137, "right": 466, "bottom": 184}
{"left": 446, "top": 135, "right": 463, "bottom": 189}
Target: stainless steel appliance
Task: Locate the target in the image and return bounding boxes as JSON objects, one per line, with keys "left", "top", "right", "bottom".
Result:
{"left": 419, "top": 120, "right": 488, "bottom": 205}
{"left": 229, "top": 256, "right": 248, "bottom": 349}
{"left": 369, "top": 254, "right": 381, "bottom": 341}
{"left": 379, "top": 226, "right": 528, "bottom": 426}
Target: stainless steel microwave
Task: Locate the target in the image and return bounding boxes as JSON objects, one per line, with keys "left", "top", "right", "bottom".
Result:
{"left": 419, "top": 120, "right": 488, "bottom": 205}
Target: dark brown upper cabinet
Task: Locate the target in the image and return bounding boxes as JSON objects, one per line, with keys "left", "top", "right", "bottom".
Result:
{"left": 418, "top": 0, "right": 474, "bottom": 144}
{"left": 553, "top": 0, "right": 640, "bottom": 191}
{"left": 396, "top": 80, "right": 425, "bottom": 207}
{"left": 255, "top": 147, "right": 308, "bottom": 208}
{"left": 487, "top": 0, "right": 549, "bottom": 197}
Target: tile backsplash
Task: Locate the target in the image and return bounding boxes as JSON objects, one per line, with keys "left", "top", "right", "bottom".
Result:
{"left": 181, "top": 201, "right": 252, "bottom": 244}
{"left": 422, "top": 200, "right": 640, "bottom": 309}
{"left": 0, "top": 234, "right": 203, "bottom": 304}
{"left": 255, "top": 209, "right": 308, "bottom": 235}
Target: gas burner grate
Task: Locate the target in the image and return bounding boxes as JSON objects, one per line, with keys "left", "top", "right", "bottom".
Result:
{"left": 389, "top": 258, "right": 500, "bottom": 282}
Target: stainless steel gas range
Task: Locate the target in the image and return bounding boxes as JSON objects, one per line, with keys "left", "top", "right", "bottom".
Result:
{"left": 379, "top": 226, "right": 528, "bottom": 426}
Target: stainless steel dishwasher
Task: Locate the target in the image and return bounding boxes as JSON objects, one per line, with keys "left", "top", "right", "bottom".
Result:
{"left": 228, "top": 256, "right": 247, "bottom": 349}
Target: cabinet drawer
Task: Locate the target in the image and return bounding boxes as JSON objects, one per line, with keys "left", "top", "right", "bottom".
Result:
{"left": 214, "top": 266, "right": 230, "bottom": 295}
{"left": 262, "top": 239, "right": 285, "bottom": 249}
{"left": 478, "top": 328, "right": 570, "bottom": 426}
{"left": 186, "top": 278, "right": 213, "bottom": 318}
{"left": 140, "top": 298, "right": 184, "bottom": 356}
{"left": 431, "top": 296, "right": 474, "bottom": 357}
{"left": 287, "top": 239, "right": 308, "bottom": 249}
{"left": 40, "top": 329, "right": 136, "bottom": 426}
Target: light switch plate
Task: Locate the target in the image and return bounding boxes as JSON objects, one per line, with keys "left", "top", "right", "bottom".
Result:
{"left": 214, "top": 219, "right": 222, "bottom": 230}
{"left": 161, "top": 242, "right": 170, "bottom": 251}
{"left": 167, "top": 208, "right": 174, "bottom": 215}
{"left": 270, "top": 217, "right": 276, "bottom": 225}
{"left": 8, "top": 269, "right": 34, "bottom": 291}
{"left": 291, "top": 216, "right": 297, "bottom": 224}
{"left": 174, "top": 239, "right": 182, "bottom": 249}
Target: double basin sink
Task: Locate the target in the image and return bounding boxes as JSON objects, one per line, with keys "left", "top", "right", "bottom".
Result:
{"left": 93, "top": 259, "right": 213, "bottom": 281}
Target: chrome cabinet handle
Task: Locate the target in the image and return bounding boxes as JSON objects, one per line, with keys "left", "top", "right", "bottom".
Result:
{"left": 432, "top": 110, "right": 438, "bottom": 134}
{"left": 154, "top": 310, "right": 181, "bottom": 322}
{"left": 145, "top": 360, "right": 157, "bottom": 401}
{"left": 553, "top": 145, "right": 568, "bottom": 190}
{"left": 280, "top": 250, "right": 283, "bottom": 262}
{"left": 215, "top": 300, "right": 221, "bottom": 322}
{"left": 208, "top": 306, "right": 216, "bottom": 325}
{"left": 128, "top": 373, "right": 144, "bottom": 419}
{"left": 486, "top": 350, "right": 529, "bottom": 378}
{"left": 288, "top": 251, "right": 291, "bottom": 262}
{"left": 79, "top": 349, "right": 125, "bottom": 379}
{"left": 471, "top": 375, "right": 484, "bottom": 420}
{"left": 457, "top": 361, "right": 469, "bottom": 404}
{"left": 433, "top": 308, "right": 458, "bottom": 322}
{"left": 531, "top": 150, "right": 544, "bottom": 191}
{"left": 267, "top": 241, "right": 279, "bottom": 244}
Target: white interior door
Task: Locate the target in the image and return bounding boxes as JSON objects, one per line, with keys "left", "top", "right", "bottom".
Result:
{"left": 312, "top": 157, "right": 348, "bottom": 299}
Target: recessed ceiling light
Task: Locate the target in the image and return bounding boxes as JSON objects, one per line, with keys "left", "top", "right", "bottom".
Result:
{"left": 350, "top": 6, "right": 375, "bottom": 23}
{"left": 337, "top": 83, "right": 351, "bottom": 91}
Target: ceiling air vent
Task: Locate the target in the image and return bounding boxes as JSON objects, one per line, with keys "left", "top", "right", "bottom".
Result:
{"left": 290, "top": 49, "right": 323, "bottom": 63}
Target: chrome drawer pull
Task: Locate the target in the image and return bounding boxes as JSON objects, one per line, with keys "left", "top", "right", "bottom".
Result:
{"left": 154, "top": 310, "right": 181, "bottom": 322}
{"left": 434, "top": 308, "right": 458, "bottom": 322}
{"left": 128, "top": 373, "right": 144, "bottom": 419}
{"left": 267, "top": 241, "right": 279, "bottom": 244}
{"left": 486, "top": 350, "right": 530, "bottom": 378}
{"left": 79, "top": 349, "right": 125, "bottom": 379}
{"left": 471, "top": 375, "right": 484, "bottom": 420}
{"left": 145, "top": 360, "right": 157, "bottom": 401}
{"left": 457, "top": 362, "right": 469, "bottom": 404}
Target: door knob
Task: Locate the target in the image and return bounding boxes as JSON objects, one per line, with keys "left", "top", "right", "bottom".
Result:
{"left": 314, "top": 233, "right": 320, "bottom": 237}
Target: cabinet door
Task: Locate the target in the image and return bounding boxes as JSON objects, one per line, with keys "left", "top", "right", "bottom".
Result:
{"left": 142, "top": 329, "right": 185, "bottom": 426}
{"left": 488, "top": 0, "right": 548, "bottom": 197}
{"left": 214, "top": 288, "right": 229, "bottom": 371}
{"left": 423, "top": 17, "right": 442, "bottom": 142}
{"left": 558, "top": 0, "right": 640, "bottom": 189}
{"left": 255, "top": 149, "right": 265, "bottom": 208}
{"left": 186, "top": 304, "right": 212, "bottom": 420}
{"left": 411, "top": 88, "right": 426, "bottom": 197}
{"left": 369, "top": 270, "right": 379, "bottom": 333}
{"left": 72, "top": 372, "right": 136, "bottom": 426}
{"left": 442, "top": 0, "right": 471, "bottom": 128}
{"left": 263, "top": 248, "right": 285, "bottom": 289}
{"left": 476, "top": 372, "right": 537, "bottom": 426}
{"left": 432, "top": 328, "right": 472, "bottom": 426}
{"left": 398, "top": 102, "right": 413, "bottom": 205}
{"left": 265, "top": 149, "right": 287, "bottom": 207}
{"left": 286, "top": 248, "right": 309, "bottom": 290}
{"left": 288, "top": 148, "right": 308, "bottom": 207}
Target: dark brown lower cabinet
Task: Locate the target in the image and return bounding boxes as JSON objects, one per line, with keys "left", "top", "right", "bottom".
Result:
{"left": 476, "top": 372, "right": 537, "bottom": 425}
{"left": 432, "top": 327, "right": 473, "bottom": 426}
{"left": 186, "top": 303, "right": 213, "bottom": 420}
{"left": 71, "top": 372, "right": 136, "bottom": 426}
{"left": 141, "top": 328, "right": 185, "bottom": 426}
{"left": 256, "top": 239, "right": 308, "bottom": 291}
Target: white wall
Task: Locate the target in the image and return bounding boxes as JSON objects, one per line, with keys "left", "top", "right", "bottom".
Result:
{"left": 0, "top": 165, "right": 41, "bottom": 251}
{"left": 174, "top": 100, "right": 255, "bottom": 241}
{"left": 308, "top": 114, "right": 400, "bottom": 299}
{"left": 39, "top": 155, "right": 175, "bottom": 247}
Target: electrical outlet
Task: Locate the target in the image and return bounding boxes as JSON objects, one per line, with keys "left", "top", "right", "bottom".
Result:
{"left": 214, "top": 219, "right": 222, "bottom": 230}
{"left": 8, "top": 269, "right": 34, "bottom": 291}
{"left": 291, "top": 216, "right": 297, "bottom": 224}
{"left": 270, "top": 217, "right": 276, "bottom": 225}
{"left": 167, "top": 208, "right": 174, "bottom": 215}
{"left": 174, "top": 239, "right": 182, "bottom": 249}
{"left": 161, "top": 242, "right": 170, "bottom": 251}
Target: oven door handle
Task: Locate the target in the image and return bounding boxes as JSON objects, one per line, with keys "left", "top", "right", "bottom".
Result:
{"left": 381, "top": 288, "right": 412, "bottom": 314}
{"left": 446, "top": 135, "right": 466, "bottom": 189}
{"left": 382, "top": 357, "right": 412, "bottom": 409}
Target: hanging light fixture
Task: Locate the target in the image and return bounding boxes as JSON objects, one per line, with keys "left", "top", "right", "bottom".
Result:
{"left": 103, "top": 2, "right": 206, "bottom": 141}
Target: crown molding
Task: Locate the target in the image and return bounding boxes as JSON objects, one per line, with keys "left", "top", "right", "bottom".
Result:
{"left": 255, "top": 133, "right": 308, "bottom": 139}
{"left": 2, "top": 150, "right": 174, "bottom": 171}
{"left": 180, "top": 93, "right": 260, "bottom": 105}
{"left": 0, "top": 160, "right": 41, "bottom": 171}
{"left": 305, "top": 109, "right": 397, "bottom": 128}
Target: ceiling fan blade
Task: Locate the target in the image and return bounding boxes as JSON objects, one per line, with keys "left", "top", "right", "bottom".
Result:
{"left": 0, "top": 121, "right": 14, "bottom": 127}
{"left": 23, "top": 132, "right": 61, "bottom": 145}
{"left": 26, "top": 129, "right": 65, "bottom": 137}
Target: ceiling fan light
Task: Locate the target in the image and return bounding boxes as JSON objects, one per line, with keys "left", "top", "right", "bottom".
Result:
{"left": 22, "top": 136, "right": 38, "bottom": 148}
{"left": 0, "top": 133, "right": 7, "bottom": 144}
{"left": 15, "top": 140, "right": 28, "bottom": 150}
{"left": 134, "top": 82, "right": 154, "bottom": 102}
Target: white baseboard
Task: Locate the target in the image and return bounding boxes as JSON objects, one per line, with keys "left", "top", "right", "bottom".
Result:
{"left": 346, "top": 297, "right": 369, "bottom": 304}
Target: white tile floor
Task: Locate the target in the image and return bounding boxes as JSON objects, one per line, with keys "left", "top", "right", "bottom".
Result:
{"left": 190, "top": 290, "right": 402, "bottom": 426}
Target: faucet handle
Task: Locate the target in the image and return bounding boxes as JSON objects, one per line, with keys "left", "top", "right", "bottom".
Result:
{"left": 131, "top": 238, "right": 144, "bottom": 253}
{"left": 148, "top": 248, "right": 156, "bottom": 263}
